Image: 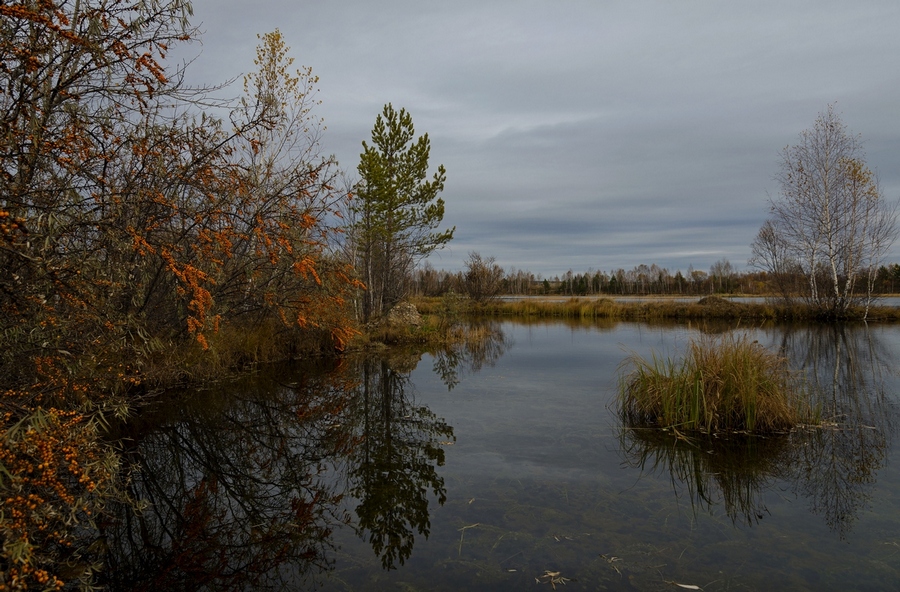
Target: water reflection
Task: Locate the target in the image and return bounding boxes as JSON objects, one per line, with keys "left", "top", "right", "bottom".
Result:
{"left": 98, "top": 351, "right": 457, "bottom": 588}
{"left": 620, "top": 429, "right": 793, "bottom": 526}
{"left": 94, "top": 320, "right": 900, "bottom": 588}
{"left": 620, "top": 324, "right": 896, "bottom": 538}
{"left": 99, "top": 360, "right": 357, "bottom": 591}
{"left": 776, "top": 324, "right": 896, "bottom": 537}
{"left": 346, "top": 356, "right": 454, "bottom": 569}
{"left": 431, "top": 321, "right": 510, "bottom": 390}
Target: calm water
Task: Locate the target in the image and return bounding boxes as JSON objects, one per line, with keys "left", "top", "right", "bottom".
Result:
{"left": 103, "top": 320, "right": 900, "bottom": 591}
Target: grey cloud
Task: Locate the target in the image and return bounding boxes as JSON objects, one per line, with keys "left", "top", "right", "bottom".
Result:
{"left": 180, "top": 0, "right": 900, "bottom": 276}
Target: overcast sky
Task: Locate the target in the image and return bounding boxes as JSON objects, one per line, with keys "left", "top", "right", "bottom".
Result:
{"left": 177, "top": 1, "right": 900, "bottom": 277}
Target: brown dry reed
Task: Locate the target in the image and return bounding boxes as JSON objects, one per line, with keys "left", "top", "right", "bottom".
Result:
{"left": 618, "top": 333, "right": 817, "bottom": 435}
{"left": 413, "top": 296, "right": 900, "bottom": 322}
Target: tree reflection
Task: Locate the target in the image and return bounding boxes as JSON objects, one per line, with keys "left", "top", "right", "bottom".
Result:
{"left": 431, "top": 321, "right": 509, "bottom": 390}
{"left": 776, "top": 324, "right": 895, "bottom": 537}
{"left": 346, "top": 356, "right": 455, "bottom": 569}
{"left": 97, "top": 351, "right": 459, "bottom": 587}
{"left": 98, "top": 359, "right": 360, "bottom": 591}
{"left": 619, "top": 324, "right": 897, "bottom": 538}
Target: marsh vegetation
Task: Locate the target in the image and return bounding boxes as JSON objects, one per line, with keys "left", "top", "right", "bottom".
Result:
{"left": 413, "top": 294, "right": 900, "bottom": 323}
{"left": 617, "top": 333, "right": 817, "bottom": 435}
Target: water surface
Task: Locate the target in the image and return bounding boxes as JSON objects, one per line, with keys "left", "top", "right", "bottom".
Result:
{"left": 105, "top": 320, "right": 900, "bottom": 591}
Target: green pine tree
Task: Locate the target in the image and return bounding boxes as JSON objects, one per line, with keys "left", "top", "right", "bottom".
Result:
{"left": 353, "top": 104, "right": 454, "bottom": 322}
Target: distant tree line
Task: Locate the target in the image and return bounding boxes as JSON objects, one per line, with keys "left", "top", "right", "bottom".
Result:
{"left": 411, "top": 256, "right": 900, "bottom": 299}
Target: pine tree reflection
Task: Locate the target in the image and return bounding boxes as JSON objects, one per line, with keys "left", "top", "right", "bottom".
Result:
{"left": 347, "top": 356, "right": 455, "bottom": 569}
{"left": 620, "top": 324, "right": 897, "bottom": 537}
{"left": 97, "top": 350, "right": 462, "bottom": 586}
{"left": 98, "top": 360, "right": 359, "bottom": 591}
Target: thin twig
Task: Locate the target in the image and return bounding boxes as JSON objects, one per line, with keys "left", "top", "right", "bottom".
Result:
{"left": 457, "top": 523, "right": 480, "bottom": 556}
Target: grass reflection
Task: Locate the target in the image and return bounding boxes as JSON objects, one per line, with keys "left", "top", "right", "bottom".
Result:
{"left": 620, "top": 428, "right": 794, "bottom": 526}
{"left": 618, "top": 323, "right": 896, "bottom": 539}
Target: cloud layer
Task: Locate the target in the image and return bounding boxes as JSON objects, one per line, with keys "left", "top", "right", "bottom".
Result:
{"left": 179, "top": 0, "right": 900, "bottom": 276}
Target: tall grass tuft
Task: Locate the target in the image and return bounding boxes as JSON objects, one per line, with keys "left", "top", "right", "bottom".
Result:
{"left": 618, "top": 334, "right": 816, "bottom": 434}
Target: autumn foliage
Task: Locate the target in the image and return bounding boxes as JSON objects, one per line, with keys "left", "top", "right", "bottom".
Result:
{"left": 1, "top": 1, "right": 357, "bottom": 588}
{"left": 0, "top": 407, "right": 117, "bottom": 590}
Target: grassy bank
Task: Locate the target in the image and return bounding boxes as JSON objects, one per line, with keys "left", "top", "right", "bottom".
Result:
{"left": 133, "top": 321, "right": 343, "bottom": 390}
{"left": 348, "top": 314, "right": 496, "bottom": 351}
{"left": 413, "top": 295, "right": 900, "bottom": 322}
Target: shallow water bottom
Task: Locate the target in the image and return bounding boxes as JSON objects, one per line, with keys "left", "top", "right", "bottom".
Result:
{"left": 324, "top": 468, "right": 900, "bottom": 591}
{"left": 318, "top": 321, "right": 900, "bottom": 591}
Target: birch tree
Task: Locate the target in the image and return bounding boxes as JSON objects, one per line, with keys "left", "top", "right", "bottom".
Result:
{"left": 751, "top": 105, "right": 898, "bottom": 317}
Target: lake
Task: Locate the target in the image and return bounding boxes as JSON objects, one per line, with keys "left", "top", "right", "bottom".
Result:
{"left": 101, "top": 320, "right": 900, "bottom": 591}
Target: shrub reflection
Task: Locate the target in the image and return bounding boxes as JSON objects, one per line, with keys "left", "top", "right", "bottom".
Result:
{"left": 98, "top": 350, "right": 459, "bottom": 588}
{"left": 431, "top": 321, "right": 509, "bottom": 390}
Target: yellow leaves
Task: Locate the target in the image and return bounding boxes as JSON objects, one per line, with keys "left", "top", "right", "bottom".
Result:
{"left": 195, "top": 333, "right": 209, "bottom": 350}
{"left": 134, "top": 51, "right": 168, "bottom": 85}
{"left": 1, "top": 0, "right": 360, "bottom": 398}
{"left": 300, "top": 213, "right": 318, "bottom": 229}
{"left": 330, "top": 326, "right": 360, "bottom": 352}
{"left": 127, "top": 226, "right": 156, "bottom": 256}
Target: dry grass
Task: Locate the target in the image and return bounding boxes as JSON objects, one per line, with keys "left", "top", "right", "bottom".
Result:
{"left": 413, "top": 295, "right": 900, "bottom": 322}
{"left": 140, "top": 321, "right": 338, "bottom": 388}
{"left": 618, "top": 334, "right": 817, "bottom": 434}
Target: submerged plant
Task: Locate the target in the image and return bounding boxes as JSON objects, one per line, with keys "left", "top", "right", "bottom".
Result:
{"left": 618, "top": 334, "right": 816, "bottom": 434}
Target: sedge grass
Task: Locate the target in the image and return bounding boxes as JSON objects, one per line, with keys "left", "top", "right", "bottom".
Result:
{"left": 618, "top": 334, "right": 817, "bottom": 435}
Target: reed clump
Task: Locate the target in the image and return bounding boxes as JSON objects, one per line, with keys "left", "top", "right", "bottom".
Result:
{"left": 618, "top": 334, "right": 816, "bottom": 434}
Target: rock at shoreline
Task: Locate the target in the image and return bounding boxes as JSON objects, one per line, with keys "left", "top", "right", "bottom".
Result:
{"left": 384, "top": 302, "right": 422, "bottom": 327}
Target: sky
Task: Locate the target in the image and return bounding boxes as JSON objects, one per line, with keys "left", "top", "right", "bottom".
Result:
{"left": 174, "top": 0, "right": 900, "bottom": 278}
